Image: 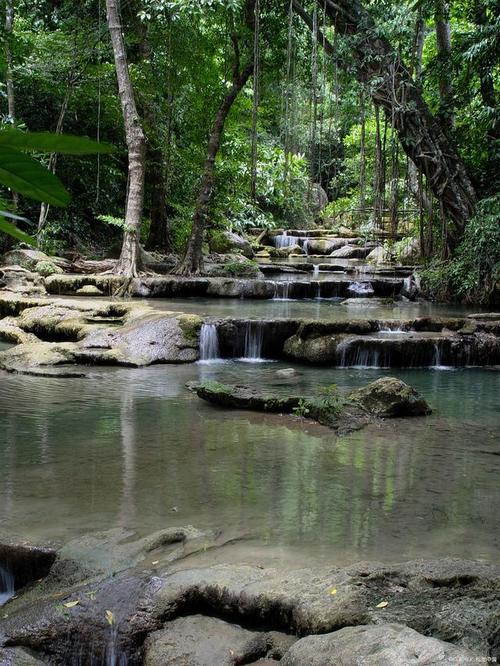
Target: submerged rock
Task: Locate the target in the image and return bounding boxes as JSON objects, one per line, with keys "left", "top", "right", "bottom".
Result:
{"left": 280, "top": 623, "right": 480, "bottom": 665}
{"left": 349, "top": 377, "right": 431, "bottom": 417}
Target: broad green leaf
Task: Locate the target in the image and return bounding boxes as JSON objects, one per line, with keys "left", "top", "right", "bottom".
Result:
{"left": 0, "top": 214, "right": 35, "bottom": 246}
{"left": 0, "top": 146, "right": 70, "bottom": 206}
{"left": 0, "top": 130, "right": 114, "bottom": 155}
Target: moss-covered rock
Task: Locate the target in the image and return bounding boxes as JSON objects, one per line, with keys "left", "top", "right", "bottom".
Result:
{"left": 34, "top": 260, "right": 63, "bottom": 277}
{"left": 349, "top": 377, "right": 431, "bottom": 417}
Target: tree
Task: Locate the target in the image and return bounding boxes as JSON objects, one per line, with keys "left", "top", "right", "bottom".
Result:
{"left": 106, "top": 0, "right": 146, "bottom": 276}
{"left": 296, "top": 0, "right": 476, "bottom": 244}
{"left": 174, "top": 0, "right": 255, "bottom": 276}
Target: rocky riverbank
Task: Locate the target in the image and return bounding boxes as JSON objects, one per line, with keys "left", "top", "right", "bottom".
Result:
{"left": 0, "top": 527, "right": 498, "bottom": 665}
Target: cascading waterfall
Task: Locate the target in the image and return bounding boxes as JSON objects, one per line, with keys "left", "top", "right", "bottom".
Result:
{"left": 0, "top": 565, "right": 15, "bottom": 605}
{"left": 242, "top": 322, "right": 264, "bottom": 362}
{"left": 199, "top": 323, "right": 221, "bottom": 363}
{"left": 273, "top": 281, "right": 291, "bottom": 300}
{"left": 274, "top": 232, "right": 301, "bottom": 249}
{"left": 432, "top": 343, "right": 444, "bottom": 368}
{"left": 312, "top": 264, "right": 319, "bottom": 277}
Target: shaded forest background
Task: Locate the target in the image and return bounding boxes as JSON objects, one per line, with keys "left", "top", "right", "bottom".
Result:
{"left": 0, "top": 0, "right": 498, "bottom": 301}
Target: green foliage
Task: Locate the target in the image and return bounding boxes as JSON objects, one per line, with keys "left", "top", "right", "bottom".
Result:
{"left": 292, "top": 398, "right": 310, "bottom": 418}
{"left": 421, "top": 196, "right": 500, "bottom": 304}
{"left": 318, "top": 384, "right": 347, "bottom": 416}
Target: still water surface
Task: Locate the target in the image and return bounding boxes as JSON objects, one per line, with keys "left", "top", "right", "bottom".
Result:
{"left": 0, "top": 361, "right": 498, "bottom": 565}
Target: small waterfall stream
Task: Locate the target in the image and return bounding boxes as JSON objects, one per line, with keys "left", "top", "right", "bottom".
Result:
{"left": 274, "top": 232, "right": 301, "bottom": 249}
{"left": 0, "top": 565, "right": 15, "bottom": 605}
{"left": 241, "top": 322, "right": 264, "bottom": 362}
{"left": 199, "top": 324, "right": 221, "bottom": 363}
{"left": 273, "top": 281, "right": 291, "bottom": 300}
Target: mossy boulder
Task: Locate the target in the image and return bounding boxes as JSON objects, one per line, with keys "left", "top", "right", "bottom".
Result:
{"left": 349, "top": 377, "right": 431, "bottom": 417}
{"left": 34, "top": 260, "right": 63, "bottom": 277}
{"left": 76, "top": 285, "right": 104, "bottom": 296}
{"left": 209, "top": 230, "right": 254, "bottom": 258}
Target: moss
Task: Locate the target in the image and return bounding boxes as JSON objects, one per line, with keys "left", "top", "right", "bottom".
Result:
{"left": 35, "top": 260, "right": 63, "bottom": 277}
{"left": 177, "top": 314, "right": 203, "bottom": 341}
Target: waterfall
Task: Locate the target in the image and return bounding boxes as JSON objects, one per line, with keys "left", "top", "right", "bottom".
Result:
{"left": 199, "top": 324, "right": 221, "bottom": 363}
{"left": 313, "top": 264, "right": 319, "bottom": 277}
{"left": 273, "top": 281, "right": 291, "bottom": 300}
{"left": 0, "top": 565, "right": 15, "bottom": 606}
{"left": 315, "top": 281, "right": 321, "bottom": 300}
{"left": 303, "top": 240, "right": 310, "bottom": 255}
{"left": 432, "top": 343, "right": 444, "bottom": 369}
{"left": 347, "top": 281, "right": 374, "bottom": 296}
{"left": 241, "top": 322, "right": 264, "bottom": 362}
{"left": 274, "top": 232, "right": 301, "bottom": 249}
{"left": 336, "top": 339, "right": 385, "bottom": 368}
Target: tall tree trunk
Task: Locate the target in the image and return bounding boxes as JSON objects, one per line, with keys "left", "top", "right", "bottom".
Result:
{"left": 358, "top": 86, "right": 366, "bottom": 211}
{"left": 106, "top": 0, "right": 146, "bottom": 277}
{"left": 434, "top": 0, "right": 454, "bottom": 130}
{"left": 373, "top": 104, "right": 384, "bottom": 228}
{"left": 4, "top": 0, "right": 17, "bottom": 210}
{"left": 299, "top": 0, "right": 476, "bottom": 243}
{"left": 174, "top": 62, "right": 254, "bottom": 276}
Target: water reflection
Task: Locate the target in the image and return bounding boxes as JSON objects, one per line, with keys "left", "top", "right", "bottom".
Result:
{"left": 0, "top": 363, "right": 498, "bottom": 565}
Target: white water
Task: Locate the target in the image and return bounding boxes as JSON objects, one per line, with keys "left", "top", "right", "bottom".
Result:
{"left": 347, "top": 281, "right": 374, "bottom": 296}
{"left": 240, "top": 322, "right": 265, "bottom": 362}
{"left": 274, "top": 232, "right": 302, "bottom": 249}
{"left": 313, "top": 264, "right": 320, "bottom": 277}
{"left": 0, "top": 565, "right": 15, "bottom": 606}
{"left": 273, "top": 281, "right": 292, "bottom": 300}
{"left": 198, "top": 324, "right": 222, "bottom": 363}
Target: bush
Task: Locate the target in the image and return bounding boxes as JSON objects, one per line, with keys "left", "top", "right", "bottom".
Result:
{"left": 420, "top": 195, "right": 500, "bottom": 304}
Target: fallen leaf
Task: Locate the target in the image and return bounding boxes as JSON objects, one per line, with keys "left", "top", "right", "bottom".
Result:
{"left": 376, "top": 601, "right": 389, "bottom": 608}
{"left": 63, "top": 600, "right": 79, "bottom": 608}
{"left": 329, "top": 588, "right": 337, "bottom": 595}
{"left": 105, "top": 610, "right": 114, "bottom": 626}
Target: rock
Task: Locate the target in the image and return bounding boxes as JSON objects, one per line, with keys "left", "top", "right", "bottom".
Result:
{"left": 308, "top": 183, "right": 328, "bottom": 214}
{"left": 1, "top": 248, "right": 69, "bottom": 271}
{"left": 467, "top": 313, "right": 500, "bottom": 321}
{"left": 348, "top": 377, "right": 431, "bottom": 417}
{"left": 341, "top": 297, "right": 393, "bottom": 307}
{"left": 209, "top": 231, "right": 254, "bottom": 258}
{"left": 276, "top": 367, "right": 299, "bottom": 378}
{"left": 195, "top": 381, "right": 302, "bottom": 413}
{"left": 280, "top": 623, "right": 480, "bottom": 666}
{"left": 0, "top": 265, "right": 46, "bottom": 296}
{"left": 367, "top": 245, "right": 392, "bottom": 264}
{"left": 34, "top": 260, "right": 63, "bottom": 277}
{"left": 330, "top": 244, "right": 371, "bottom": 259}
{"left": 0, "top": 647, "right": 46, "bottom": 665}
{"left": 397, "top": 237, "right": 420, "bottom": 263}
{"left": 304, "top": 238, "right": 346, "bottom": 255}
{"left": 143, "top": 615, "right": 296, "bottom": 666}
{"left": 76, "top": 284, "right": 104, "bottom": 296}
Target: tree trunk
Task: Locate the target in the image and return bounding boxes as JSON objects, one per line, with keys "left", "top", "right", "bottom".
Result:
{"left": 4, "top": 0, "right": 17, "bottom": 210}
{"left": 434, "top": 0, "right": 454, "bottom": 129}
{"left": 358, "top": 86, "right": 366, "bottom": 211}
{"left": 106, "top": 0, "right": 146, "bottom": 277}
{"left": 304, "top": 0, "right": 476, "bottom": 242}
{"left": 373, "top": 104, "right": 384, "bottom": 228}
{"left": 174, "top": 62, "right": 254, "bottom": 276}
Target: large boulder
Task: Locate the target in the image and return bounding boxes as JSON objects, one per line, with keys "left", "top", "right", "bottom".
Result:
{"left": 330, "top": 244, "right": 371, "bottom": 259}
{"left": 280, "top": 623, "right": 480, "bottom": 666}
{"left": 308, "top": 183, "right": 328, "bottom": 214}
{"left": 397, "top": 237, "right": 421, "bottom": 263}
{"left": 348, "top": 377, "right": 431, "bottom": 417}
{"left": 305, "top": 238, "right": 353, "bottom": 255}
{"left": 143, "top": 615, "right": 295, "bottom": 666}
{"left": 367, "top": 245, "right": 392, "bottom": 264}
{"left": 209, "top": 230, "right": 254, "bottom": 259}
{"left": 1, "top": 248, "right": 69, "bottom": 271}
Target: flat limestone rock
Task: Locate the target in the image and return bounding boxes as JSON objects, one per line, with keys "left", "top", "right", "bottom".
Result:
{"left": 280, "top": 623, "right": 480, "bottom": 666}
{"left": 143, "top": 615, "right": 296, "bottom": 666}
